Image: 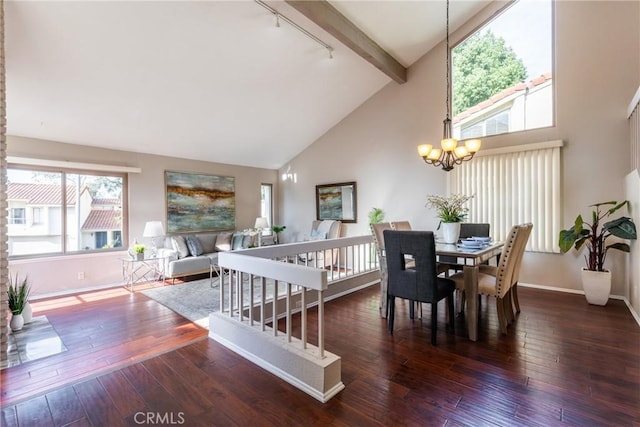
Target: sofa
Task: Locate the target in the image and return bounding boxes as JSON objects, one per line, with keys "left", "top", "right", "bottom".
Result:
{"left": 157, "top": 231, "right": 258, "bottom": 282}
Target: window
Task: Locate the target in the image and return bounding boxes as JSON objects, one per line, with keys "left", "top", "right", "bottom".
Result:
{"left": 7, "top": 167, "right": 127, "bottom": 257}
{"left": 452, "top": 0, "right": 553, "bottom": 139}
{"left": 9, "top": 208, "right": 25, "bottom": 225}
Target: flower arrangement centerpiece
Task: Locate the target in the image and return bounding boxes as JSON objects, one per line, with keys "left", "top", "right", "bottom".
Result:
{"left": 426, "top": 193, "right": 474, "bottom": 243}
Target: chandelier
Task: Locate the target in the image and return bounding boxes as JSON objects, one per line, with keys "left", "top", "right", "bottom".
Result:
{"left": 417, "top": 0, "right": 481, "bottom": 172}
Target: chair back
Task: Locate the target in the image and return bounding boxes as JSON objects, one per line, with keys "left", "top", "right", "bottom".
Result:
{"left": 391, "top": 221, "right": 412, "bottom": 231}
{"left": 384, "top": 230, "right": 440, "bottom": 302}
{"left": 460, "top": 223, "right": 490, "bottom": 239}
{"left": 493, "top": 224, "right": 523, "bottom": 298}
{"left": 512, "top": 223, "right": 533, "bottom": 283}
{"left": 371, "top": 222, "right": 393, "bottom": 255}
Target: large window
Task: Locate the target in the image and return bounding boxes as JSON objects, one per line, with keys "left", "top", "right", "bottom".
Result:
{"left": 452, "top": 0, "right": 553, "bottom": 139}
{"left": 7, "top": 166, "right": 126, "bottom": 257}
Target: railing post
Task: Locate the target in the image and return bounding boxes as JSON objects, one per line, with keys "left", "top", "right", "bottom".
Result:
{"left": 286, "top": 283, "right": 292, "bottom": 342}
{"left": 301, "top": 287, "right": 307, "bottom": 349}
{"left": 318, "top": 289, "right": 324, "bottom": 358}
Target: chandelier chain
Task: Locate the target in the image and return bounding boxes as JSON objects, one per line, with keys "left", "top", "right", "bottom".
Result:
{"left": 446, "top": 0, "right": 451, "bottom": 120}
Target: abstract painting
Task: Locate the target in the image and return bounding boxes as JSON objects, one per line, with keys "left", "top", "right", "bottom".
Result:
{"left": 165, "top": 171, "right": 235, "bottom": 233}
{"left": 316, "top": 181, "right": 357, "bottom": 223}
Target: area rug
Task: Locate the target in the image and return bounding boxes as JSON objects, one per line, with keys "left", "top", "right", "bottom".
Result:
{"left": 141, "top": 277, "right": 284, "bottom": 329}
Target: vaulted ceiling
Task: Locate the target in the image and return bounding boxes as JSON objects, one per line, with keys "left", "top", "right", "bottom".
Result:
{"left": 6, "top": 0, "right": 490, "bottom": 169}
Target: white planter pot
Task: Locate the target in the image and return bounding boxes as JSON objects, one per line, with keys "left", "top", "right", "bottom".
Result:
{"left": 441, "top": 222, "right": 461, "bottom": 244}
{"left": 22, "top": 301, "right": 33, "bottom": 324}
{"left": 581, "top": 268, "right": 611, "bottom": 306}
{"left": 10, "top": 313, "right": 24, "bottom": 331}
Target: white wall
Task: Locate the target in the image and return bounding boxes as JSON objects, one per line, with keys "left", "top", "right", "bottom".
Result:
{"left": 7, "top": 136, "right": 278, "bottom": 297}
{"left": 279, "top": 1, "right": 640, "bottom": 296}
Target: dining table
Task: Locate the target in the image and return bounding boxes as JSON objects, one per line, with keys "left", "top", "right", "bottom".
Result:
{"left": 436, "top": 240, "right": 504, "bottom": 341}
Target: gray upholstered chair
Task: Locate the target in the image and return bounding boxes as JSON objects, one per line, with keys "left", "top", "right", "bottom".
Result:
{"left": 299, "top": 220, "right": 342, "bottom": 268}
{"left": 478, "top": 223, "right": 533, "bottom": 322}
{"left": 371, "top": 222, "right": 393, "bottom": 317}
{"left": 390, "top": 220, "right": 412, "bottom": 231}
{"left": 384, "top": 230, "right": 455, "bottom": 345}
{"left": 449, "top": 223, "right": 529, "bottom": 335}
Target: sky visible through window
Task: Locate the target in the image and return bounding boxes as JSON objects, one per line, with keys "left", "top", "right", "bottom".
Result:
{"left": 482, "top": 0, "right": 552, "bottom": 80}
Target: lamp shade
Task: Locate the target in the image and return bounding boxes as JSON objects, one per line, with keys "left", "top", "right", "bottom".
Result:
{"left": 143, "top": 221, "right": 165, "bottom": 238}
{"left": 254, "top": 217, "right": 270, "bottom": 229}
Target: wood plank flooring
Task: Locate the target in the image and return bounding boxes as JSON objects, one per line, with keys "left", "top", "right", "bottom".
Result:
{"left": 1, "top": 284, "right": 639, "bottom": 426}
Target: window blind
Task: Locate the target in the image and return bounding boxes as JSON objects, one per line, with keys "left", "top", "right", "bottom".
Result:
{"left": 451, "top": 140, "right": 563, "bottom": 253}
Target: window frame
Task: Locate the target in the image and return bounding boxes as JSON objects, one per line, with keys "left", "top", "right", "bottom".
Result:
{"left": 7, "top": 164, "right": 129, "bottom": 259}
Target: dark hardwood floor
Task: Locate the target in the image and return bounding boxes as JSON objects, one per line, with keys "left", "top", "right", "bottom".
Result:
{"left": 1, "top": 283, "right": 639, "bottom": 426}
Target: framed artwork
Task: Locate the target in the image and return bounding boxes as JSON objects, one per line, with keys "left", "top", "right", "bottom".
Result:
{"left": 165, "top": 171, "right": 235, "bottom": 233}
{"left": 316, "top": 181, "right": 357, "bottom": 223}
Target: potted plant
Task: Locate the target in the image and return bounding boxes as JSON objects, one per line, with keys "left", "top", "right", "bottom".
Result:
{"left": 368, "top": 207, "right": 385, "bottom": 225}
{"left": 559, "top": 200, "right": 637, "bottom": 305}
{"left": 271, "top": 225, "right": 286, "bottom": 244}
{"left": 8, "top": 273, "right": 31, "bottom": 331}
{"left": 426, "top": 194, "right": 474, "bottom": 244}
{"left": 133, "top": 244, "right": 146, "bottom": 260}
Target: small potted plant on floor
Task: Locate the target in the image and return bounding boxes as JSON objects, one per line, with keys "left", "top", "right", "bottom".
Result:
{"left": 559, "top": 200, "right": 637, "bottom": 305}
{"left": 8, "top": 273, "right": 31, "bottom": 331}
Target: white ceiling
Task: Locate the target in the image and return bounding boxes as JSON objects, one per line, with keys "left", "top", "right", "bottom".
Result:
{"left": 6, "top": 0, "right": 489, "bottom": 169}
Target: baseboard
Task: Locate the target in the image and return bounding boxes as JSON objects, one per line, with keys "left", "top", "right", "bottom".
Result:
{"left": 519, "top": 282, "right": 640, "bottom": 327}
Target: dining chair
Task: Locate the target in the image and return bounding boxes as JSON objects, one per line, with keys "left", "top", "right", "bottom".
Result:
{"left": 371, "top": 222, "right": 393, "bottom": 317}
{"left": 384, "top": 230, "right": 455, "bottom": 345}
{"left": 449, "top": 224, "right": 523, "bottom": 335}
{"left": 391, "top": 220, "right": 412, "bottom": 231}
{"left": 439, "top": 223, "right": 491, "bottom": 272}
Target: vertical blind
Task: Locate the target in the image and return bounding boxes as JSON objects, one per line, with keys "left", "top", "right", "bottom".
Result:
{"left": 451, "top": 140, "right": 563, "bottom": 253}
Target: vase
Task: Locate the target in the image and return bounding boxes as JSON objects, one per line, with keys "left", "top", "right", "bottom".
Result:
{"left": 10, "top": 313, "right": 24, "bottom": 332}
{"left": 581, "top": 268, "right": 611, "bottom": 306}
{"left": 135, "top": 253, "right": 144, "bottom": 261}
{"left": 22, "top": 301, "right": 33, "bottom": 324}
{"left": 441, "top": 222, "right": 461, "bottom": 244}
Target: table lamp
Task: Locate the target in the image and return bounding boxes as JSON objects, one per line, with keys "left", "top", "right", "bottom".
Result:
{"left": 143, "top": 220, "right": 165, "bottom": 255}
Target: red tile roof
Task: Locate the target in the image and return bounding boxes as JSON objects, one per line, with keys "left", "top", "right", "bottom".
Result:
{"left": 82, "top": 209, "right": 122, "bottom": 231}
{"left": 7, "top": 183, "right": 78, "bottom": 205}
{"left": 453, "top": 72, "right": 552, "bottom": 124}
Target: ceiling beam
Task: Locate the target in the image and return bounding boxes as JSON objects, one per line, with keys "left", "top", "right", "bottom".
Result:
{"left": 285, "top": 0, "right": 407, "bottom": 84}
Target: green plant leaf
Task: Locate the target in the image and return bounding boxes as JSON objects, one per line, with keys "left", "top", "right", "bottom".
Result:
{"left": 607, "top": 242, "right": 631, "bottom": 253}
{"left": 604, "top": 217, "right": 637, "bottom": 239}
{"left": 558, "top": 228, "right": 577, "bottom": 253}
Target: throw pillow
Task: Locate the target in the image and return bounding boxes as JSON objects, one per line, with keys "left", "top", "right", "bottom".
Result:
{"left": 185, "top": 235, "right": 204, "bottom": 257}
{"left": 310, "top": 230, "right": 327, "bottom": 240}
{"left": 215, "top": 232, "right": 233, "bottom": 252}
{"left": 171, "top": 235, "right": 190, "bottom": 259}
{"left": 231, "top": 233, "right": 244, "bottom": 250}
{"left": 197, "top": 233, "right": 217, "bottom": 254}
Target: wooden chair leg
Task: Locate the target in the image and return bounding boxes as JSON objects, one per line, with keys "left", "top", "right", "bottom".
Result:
{"left": 409, "top": 300, "right": 415, "bottom": 319}
{"left": 447, "top": 293, "right": 455, "bottom": 332}
{"left": 431, "top": 301, "right": 437, "bottom": 345}
{"left": 496, "top": 298, "right": 508, "bottom": 334}
{"left": 505, "top": 289, "right": 515, "bottom": 324}
{"left": 512, "top": 282, "right": 521, "bottom": 313}
{"left": 388, "top": 296, "right": 396, "bottom": 334}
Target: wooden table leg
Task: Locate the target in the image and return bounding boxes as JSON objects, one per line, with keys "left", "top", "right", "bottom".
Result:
{"left": 464, "top": 265, "right": 479, "bottom": 341}
{"left": 379, "top": 264, "right": 388, "bottom": 318}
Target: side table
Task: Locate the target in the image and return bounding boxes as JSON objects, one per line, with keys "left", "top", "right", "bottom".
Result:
{"left": 121, "top": 256, "right": 166, "bottom": 292}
